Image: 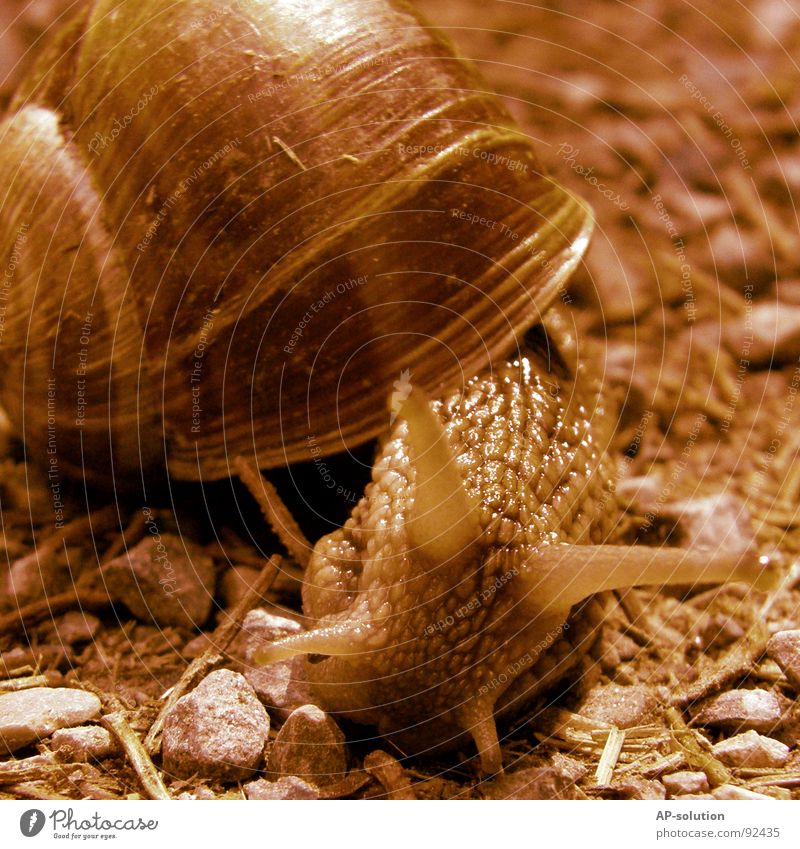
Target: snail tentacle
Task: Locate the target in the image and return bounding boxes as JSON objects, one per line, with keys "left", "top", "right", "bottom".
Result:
{"left": 510, "top": 542, "right": 781, "bottom": 617}
{"left": 400, "top": 388, "right": 482, "bottom": 571}
{"left": 253, "top": 620, "right": 375, "bottom": 666}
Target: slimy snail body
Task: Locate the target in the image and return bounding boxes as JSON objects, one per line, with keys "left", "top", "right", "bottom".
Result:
{"left": 257, "top": 327, "right": 777, "bottom": 773}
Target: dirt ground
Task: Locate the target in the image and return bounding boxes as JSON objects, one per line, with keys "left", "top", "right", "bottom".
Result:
{"left": 1, "top": 0, "right": 800, "bottom": 800}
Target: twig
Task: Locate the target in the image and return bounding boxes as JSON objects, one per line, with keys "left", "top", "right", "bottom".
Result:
{"left": 616, "top": 751, "right": 686, "bottom": 778}
{"left": 144, "top": 555, "right": 281, "bottom": 755}
{"left": 101, "top": 511, "right": 147, "bottom": 566}
{"left": 235, "top": 456, "right": 312, "bottom": 567}
{"left": 0, "top": 755, "right": 57, "bottom": 786}
{"left": 0, "top": 589, "right": 111, "bottom": 636}
{"left": 9, "top": 506, "right": 118, "bottom": 579}
{"left": 101, "top": 711, "right": 170, "bottom": 800}
{"left": 0, "top": 674, "right": 49, "bottom": 693}
{"left": 4, "top": 782, "right": 71, "bottom": 801}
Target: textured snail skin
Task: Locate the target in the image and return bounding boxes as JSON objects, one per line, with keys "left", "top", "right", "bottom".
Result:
{"left": 257, "top": 326, "right": 777, "bottom": 773}
{"left": 0, "top": 0, "right": 590, "bottom": 485}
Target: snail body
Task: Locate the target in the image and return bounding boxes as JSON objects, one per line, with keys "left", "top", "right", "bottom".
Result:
{"left": 257, "top": 323, "right": 777, "bottom": 773}
{"left": 0, "top": 0, "right": 590, "bottom": 485}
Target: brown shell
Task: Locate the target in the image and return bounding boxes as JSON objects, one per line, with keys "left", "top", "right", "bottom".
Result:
{"left": 0, "top": 0, "right": 590, "bottom": 485}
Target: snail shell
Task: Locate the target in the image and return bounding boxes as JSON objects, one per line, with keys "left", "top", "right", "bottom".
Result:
{"left": 256, "top": 322, "right": 779, "bottom": 772}
{"left": 0, "top": 0, "right": 590, "bottom": 485}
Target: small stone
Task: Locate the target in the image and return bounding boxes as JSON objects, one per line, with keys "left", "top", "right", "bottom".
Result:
{"left": 55, "top": 611, "right": 100, "bottom": 645}
{"left": 268, "top": 704, "right": 347, "bottom": 786}
{"left": 605, "top": 629, "right": 639, "bottom": 662}
{"left": 483, "top": 767, "right": 585, "bottom": 800}
{"left": 51, "top": 726, "right": 118, "bottom": 762}
{"left": 694, "top": 689, "right": 783, "bottom": 734}
{"left": 244, "top": 776, "right": 320, "bottom": 800}
{"left": 227, "top": 608, "right": 305, "bottom": 664}
{"left": 666, "top": 492, "right": 753, "bottom": 554}
{"left": 618, "top": 777, "right": 666, "bottom": 800}
{"left": 243, "top": 609, "right": 303, "bottom": 656}
{"left": 711, "top": 223, "right": 772, "bottom": 291}
{"left": 662, "top": 771, "right": 710, "bottom": 796}
{"left": 105, "top": 533, "right": 215, "bottom": 629}
{"left": 578, "top": 684, "right": 657, "bottom": 728}
{"left": 162, "top": 669, "right": 269, "bottom": 781}
{"left": 740, "top": 302, "right": 800, "bottom": 366}
{"left": 712, "top": 730, "right": 790, "bottom": 769}
{"left": 0, "top": 688, "right": 102, "bottom": 754}
{"left": 766, "top": 630, "right": 800, "bottom": 691}
{"left": 175, "top": 786, "right": 216, "bottom": 800}
{"left": 712, "top": 784, "right": 773, "bottom": 801}
{"left": 550, "top": 753, "right": 589, "bottom": 784}
{"left": 245, "top": 656, "right": 313, "bottom": 720}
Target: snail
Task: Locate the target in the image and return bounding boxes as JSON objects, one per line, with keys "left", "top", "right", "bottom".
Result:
{"left": 0, "top": 0, "right": 779, "bottom": 774}
{"left": 0, "top": 0, "right": 590, "bottom": 485}
{"left": 255, "top": 323, "right": 779, "bottom": 773}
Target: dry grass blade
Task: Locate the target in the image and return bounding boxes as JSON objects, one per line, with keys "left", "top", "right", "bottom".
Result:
{"left": 665, "top": 707, "right": 731, "bottom": 788}
{"left": 594, "top": 727, "right": 625, "bottom": 786}
{"left": 0, "top": 674, "right": 49, "bottom": 693}
{"left": 0, "top": 756, "right": 58, "bottom": 786}
{"left": 0, "top": 589, "right": 111, "bottom": 637}
{"left": 235, "top": 456, "right": 312, "bottom": 567}
{"left": 101, "top": 712, "right": 170, "bottom": 801}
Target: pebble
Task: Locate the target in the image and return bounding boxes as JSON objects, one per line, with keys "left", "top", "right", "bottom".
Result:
{"left": 766, "top": 630, "right": 800, "bottom": 691}
{"left": 666, "top": 492, "right": 753, "bottom": 553}
{"left": 712, "top": 730, "right": 790, "bottom": 769}
{"left": 55, "top": 611, "right": 101, "bottom": 645}
{"left": 162, "top": 669, "right": 269, "bottom": 781}
{"left": 694, "top": 689, "right": 783, "bottom": 734}
{"left": 618, "top": 777, "right": 667, "bottom": 800}
{"left": 244, "top": 776, "right": 320, "bottom": 800}
{"left": 578, "top": 684, "right": 657, "bottom": 728}
{"left": 175, "top": 786, "right": 216, "bottom": 800}
{"left": 242, "top": 609, "right": 303, "bottom": 655}
{"left": 712, "top": 784, "right": 773, "bottom": 801}
{"left": 228, "top": 608, "right": 304, "bottom": 664}
{"left": 549, "top": 753, "right": 589, "bottom": 784}
{"left": 51, "top": 726, "right": 118, "bottom": 762}
{"left": 662, "top": 771, "right": 710, "bottom": 796}
{"left": 745, "top": 303, "right": 800, "bottom": 366}
{"left": 268, "top": 704, "right": 347, "bottom": 786}
{"left": 241, "top": 613, "right": 311, "bottom": 718}
{"left": 483, "top": 767, "right": 585, "bottom": 800}
{"left": 245, "top": 656, "right": 314, "bottom": 720}
{"left": 0, "top": 688, "right": 102, "bottom": 754}
{"left": 105, "top": 533, "right": 215, "bottom": 629}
